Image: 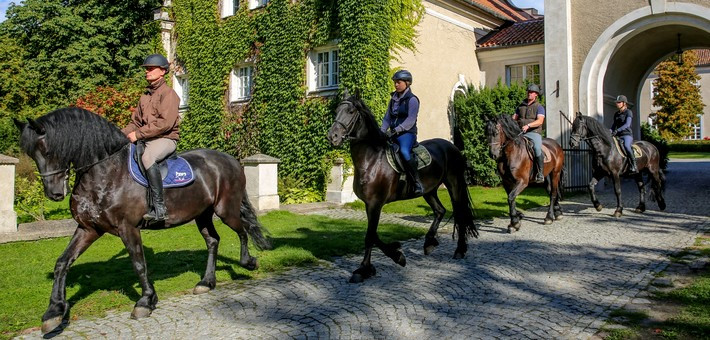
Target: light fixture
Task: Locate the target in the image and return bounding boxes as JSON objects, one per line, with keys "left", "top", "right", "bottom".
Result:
{"left": 676, "top": 33, "right": 684, "bottom": 66}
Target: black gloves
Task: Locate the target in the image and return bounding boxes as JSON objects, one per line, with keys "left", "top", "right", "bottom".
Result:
{"left": 385, "top": 130, "right": 396, "bottom": 139}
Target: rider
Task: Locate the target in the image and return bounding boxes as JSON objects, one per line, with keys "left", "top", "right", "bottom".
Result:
{"left": 513, "top": 84, "right": 546, "bottom": 183}
{"left": 121, "top": 54, "right": 180, "bottom": 223}
{"left": 380, "top": 69, "right": 424, "bottom": 196}
{"left": 610, "top": 95, "right": 638, "bottom": 173}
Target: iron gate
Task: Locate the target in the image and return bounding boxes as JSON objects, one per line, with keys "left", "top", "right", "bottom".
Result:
{"left": 559, "top": 111, "right": 593, "bottom": 193}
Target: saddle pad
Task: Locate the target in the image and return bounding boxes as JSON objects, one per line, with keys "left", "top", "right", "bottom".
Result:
{"left": 524, "top": 138, "right": 552, "bottom": 163}
{"left": 613, "top": 138, "right": 643, "bottom": 158}
{"left": 129, "top": 143, "right": 195, "bottom": 188}
{"left": 386, "top": 144, "right": 432, "bottom": 174}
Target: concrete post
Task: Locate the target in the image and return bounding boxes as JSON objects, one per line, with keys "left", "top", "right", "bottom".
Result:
{"left": 0, "top": 154, "right": 19, "bottom": 233}
{"left": 242, "top": 154, "right": 280, "bottom": 211}
{"left": 326, "top": 158, "right": 357, "bottom": 204}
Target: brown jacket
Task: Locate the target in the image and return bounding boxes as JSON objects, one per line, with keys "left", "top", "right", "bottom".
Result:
{"left": 122, "top": 77, "right": 180, "bottom": 140}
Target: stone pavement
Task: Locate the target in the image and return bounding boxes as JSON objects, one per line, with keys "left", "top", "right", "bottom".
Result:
{"left": 16, "top": 160, "right": 710, "bottom": 339}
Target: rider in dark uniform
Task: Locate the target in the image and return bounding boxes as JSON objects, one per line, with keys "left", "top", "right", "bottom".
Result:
{"left": 610, "top": 95, "right": 638, "bottom": 173}
{"left": 381, "top": 69, "right": 424, "bottom": 196}
{"left": 513, "top": 84, "right": 546, "bottom": 183}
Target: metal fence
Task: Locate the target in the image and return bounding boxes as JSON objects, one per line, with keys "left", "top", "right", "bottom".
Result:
{"left": 559, "top": 111, "right": 593, "bottom": 193}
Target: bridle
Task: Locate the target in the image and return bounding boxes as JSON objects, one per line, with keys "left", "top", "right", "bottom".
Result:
{"left": 38, "top": 144, "right": 127, "bottom": 180}
{"left": 569, "top": 119, "right": 599, "bottom": 147}
{"left": 333, "top": 100, "right": 360, "bottom": 140}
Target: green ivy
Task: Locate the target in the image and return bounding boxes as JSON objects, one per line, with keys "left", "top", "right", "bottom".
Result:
{"left": 171, "top": 0, "right": 422, "bottom": 201}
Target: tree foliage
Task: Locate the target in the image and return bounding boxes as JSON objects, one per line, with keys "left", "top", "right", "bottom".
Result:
{"left": 652, "top": 50, "right": 706, "bottom": 141}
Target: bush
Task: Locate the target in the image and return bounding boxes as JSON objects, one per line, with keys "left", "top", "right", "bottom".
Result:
{"left": 14, "top": 173, "right": 46, "bottom": 222}
{"left": 641, "top": 122, "right": 669, "bottom": 169}
{"left": 667, "top": 140, "right": 710, "bottom": 152}
{"left": 452, "top": 81, "right": 530, "bottom": 186}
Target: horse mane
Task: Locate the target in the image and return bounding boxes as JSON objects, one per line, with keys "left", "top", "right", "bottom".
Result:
{"left": 346, "top": 94, "right": 387, "bottom": 144}
{"left": 578, "top": 115, "right": 613, "bottom": 143}
{"left": 493, "top": 114, "right": 524, "bottom": 147}
{"left": 20, "top": 107, "right": 129, "bottom": 168}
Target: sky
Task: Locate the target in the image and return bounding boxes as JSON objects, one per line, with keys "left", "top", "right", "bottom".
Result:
{"left": 510, "top": 0, "right": 544, "bottom": 14}
{"left": 0, "top": 0, "right": 12, "bottom": 23}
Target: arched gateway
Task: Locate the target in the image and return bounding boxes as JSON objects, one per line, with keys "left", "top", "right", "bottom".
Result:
{"left": 543, "top": 0, "right": 710, "bottom": 184}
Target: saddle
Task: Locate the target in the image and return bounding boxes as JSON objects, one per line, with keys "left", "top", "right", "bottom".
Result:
{"left": 522, "top": 137, "right": 552, "bottom": 163}
{"left": 612, "top": 137, "right": 642, "bottom": 159}
{"left": 386, "top": 143, "right": 432, "bottom": 177}
{"left": 129, "top": 143, "right": 195, "bottom": 188}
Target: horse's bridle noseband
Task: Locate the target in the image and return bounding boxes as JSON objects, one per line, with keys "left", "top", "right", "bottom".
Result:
{"left": 334, "top": 100, "right": 360, "bottom": 140}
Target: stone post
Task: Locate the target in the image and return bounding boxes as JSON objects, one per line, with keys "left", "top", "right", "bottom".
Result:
{"left": 326, "top": 158, "right": 357, "bottom": 204}
{"left": 0, "top": 154, "right": 19, "bottom": 233}
{"left": 242, "top": 154, "right": 280, "bottom": 211}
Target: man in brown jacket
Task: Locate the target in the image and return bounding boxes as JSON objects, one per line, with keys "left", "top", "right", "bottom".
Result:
{"left": 121, "top": 54, "right": 180, "bottom": 223}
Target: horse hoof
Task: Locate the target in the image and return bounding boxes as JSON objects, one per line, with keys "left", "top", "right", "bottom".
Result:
{"left": 349, "top": 274, "right": 364, "bottom": 283}
{"left": 554, "top": 214, "right": 563, "bottom": 220}
{"left": 659, "top": 202, "right": 666, "bottom": 211}
{"left": 595, "top": 205, "right": 603, "bottom": 212}
{"left": 193, "top": 285, "right": 212, "bottom": 295}
{"left": 130, "top": 306, "right": 153, "bottom": 319}
{"left": 453, "top": 251, "right": 465, "bottom": 259}
{"left": 634, "top": 208, "right": 645, "bottom": 214}
{"left": 396, "top": 254, "right": 407, "bottom": 267}
{"left": 544, "top": 218, "right": 553, "bottom": 225}
{"left": 243, "top": 257, "right": 258, "bottom": 271}
{"left": 41, "top": 316, "right": 63, "bottom": 334}
{"left": 613, "top": 211, "right": 622, "bottom": 218}
{"left": 424, "top": 245, "right": 436, "bottom": 255}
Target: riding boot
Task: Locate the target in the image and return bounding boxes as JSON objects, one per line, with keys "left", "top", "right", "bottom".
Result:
{"left": 143, "top": 165, "right": 168, "bottom": 222}
{"left": 627, "top": 149, "right": 639, "bottom": 174}
{"left": 406, "top": 158, "right": 424, "bottom": 196}
{"left": 534, "top": 154, "right": 545, "bottom": 183}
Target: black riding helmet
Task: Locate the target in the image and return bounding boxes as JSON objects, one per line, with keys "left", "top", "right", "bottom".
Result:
{"left": 527, "top": 84, "right": 541, "bottom": 94}
{"left": 392, "top": 70, "right": 413, "bottom": 84}
{"left": 141, "top": 54, "right": 170, "bottom": 71}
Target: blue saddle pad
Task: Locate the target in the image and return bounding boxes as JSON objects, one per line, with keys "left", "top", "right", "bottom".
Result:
{"left": 128, "top": 144, "right": 195, "bottom": 188}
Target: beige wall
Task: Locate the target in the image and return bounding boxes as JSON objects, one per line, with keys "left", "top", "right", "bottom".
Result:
{"left": 639, "top": 66, "right": 710, "bottom": 139}
{"left": 393, "top": 0, "right": 502, "bottom": 142}
{"left": 477, "top": 44, "right": 545, "bottom": 89}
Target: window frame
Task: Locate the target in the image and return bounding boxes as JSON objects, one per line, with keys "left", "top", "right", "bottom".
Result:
{"left": 173, "top": 73, "right": 189, "bottom": 110}
{"left": 221, "top": 0, "right": 239, "bottom": 18}
{"left": 505, "top": 62, "right": 540, "bottom": 86}
{"left": 307, "top": 44, "right": 340, "bottom": 94}
{"left": 249, "top": 0, "right": 268, "bottom": 10}
{"left": 230, "top": 64, "right": 255, "bottom": 103}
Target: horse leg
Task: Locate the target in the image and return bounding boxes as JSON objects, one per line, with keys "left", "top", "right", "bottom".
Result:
{"left": 589, "top": 169, "right": 605, "bottom": 211}
{"left": 118, "top": 226, "right": 158, "bottom": 319}
{"left": 612, "top": 174, "right": 623, "bottom": 217}
{"left": 634, "top": 172, "right": 646, "bottom": 213}
{"left": 193, "top": 210, "right": 220, "bottom": 294}
{"left": 507, "top": 180, "right": 527, "bottom": 233}
{"left": 220, "top": 212, "right": 258, "bottom": 271}
{"left": 41, "top": 226, "right": 101, "bottom": 334}
{"left": 422, "top": 192, "right": 445, "bottom": 255}
{"left": 544, "top": 170, "right": 561, "bottom": 225}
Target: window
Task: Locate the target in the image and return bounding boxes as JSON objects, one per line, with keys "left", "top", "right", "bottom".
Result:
{"left": 308, "top": 46, "right": 340, "bottom": 92}
{"left": 506, "top": 63, "right": 540, "bottom": 86}
{"left": 687, "top": 114, "right": 703, "bottom": 140}
{"left": 249, "top": 0, "right": 268, "bottom": 9}
{"left": 221, "top": 0, "right": 239, "bottom": 18}
{"left": 230, "top": 65, "right": 254, "bottom": 102}
{"left": 173, "top": 74, "right": 189, "bottom": 109}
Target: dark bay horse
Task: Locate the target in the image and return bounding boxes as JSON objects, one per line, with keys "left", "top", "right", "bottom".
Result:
{"left": 486, "top": 114, "right": 565, "bottom": 233}
{"left": 327, "top": 92, "right": 478, "bottom": 283}
{"left": 15, "top": 108, "right": 271, "bottom": 334}
{"left": 569, "top": 114, "right": 666, "bottom": 216}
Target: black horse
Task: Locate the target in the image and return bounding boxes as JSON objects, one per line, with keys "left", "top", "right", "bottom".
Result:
{"left": 569, "top": 114, "right": 666, "bottom": 216}
{"left": 486, "top": 114, "right": 565, "bottom": 233}
{"left": 15, "top": 108, "right": 271, "bottom": 334}
{"left": 327, "top": 91, "right": 478, "bottom": 283}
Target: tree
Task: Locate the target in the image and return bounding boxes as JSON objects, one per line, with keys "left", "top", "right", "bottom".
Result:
{"left": 652, "top": 50, "right": 706, "bottom": 141}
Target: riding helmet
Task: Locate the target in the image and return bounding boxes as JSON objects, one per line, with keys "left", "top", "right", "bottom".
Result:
{"left": 141, "top": 54, "right": 170, "bottom": 71}
{"left": 615, "top": 95, "right": 628, "bottom": 103}
{"left": 392, "top": 70, "right": 413, "bottom": 84}
{"left": 527, "top": 84, "right": 541, "bottom": 94}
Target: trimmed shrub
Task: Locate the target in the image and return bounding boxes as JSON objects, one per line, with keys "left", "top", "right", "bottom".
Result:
{"left": 640, "top": 122, "right": 669, "bottom": 169}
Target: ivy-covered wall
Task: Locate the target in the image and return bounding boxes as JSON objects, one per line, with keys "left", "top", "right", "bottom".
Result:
{"left": 171, "top": 0, "right": 422, "bottom": 201}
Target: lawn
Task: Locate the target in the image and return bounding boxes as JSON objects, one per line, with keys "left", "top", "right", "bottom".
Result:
{"left": 346, "top": 186, "right": 553, "bottom": 219}
{"left": 0, "top": 211, "right": 425, "bottom": 339}
{"left": 668, "top": 151, "right": 710, "bottom": 159}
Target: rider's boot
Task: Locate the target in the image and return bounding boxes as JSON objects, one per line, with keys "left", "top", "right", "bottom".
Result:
{"left": 534, "top": 154, "right": 545, "bottom": 183}
{"left": 143, "top": 165, "right": 168, "bottom": 222}
{"left": 406, "top": 158, "right": 424, "bottom": 196}
{"left": 627, "top": 149, "right": 639, "bottom": 174}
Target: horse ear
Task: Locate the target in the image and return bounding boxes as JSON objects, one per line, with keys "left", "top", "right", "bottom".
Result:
{"left": 575, "top": 111, "right": 582, "bottom": 118}
{"left": 13, "top": 118, "right": 26, "bottom": 131}
{"left": 353, "top": 88, "right": 362, "bottom": 99}
{"left": 342, "top": 88, "right": 350, "bottom": 99}
{"left": 27, "top": 118, "right": 46, "bottom": 135}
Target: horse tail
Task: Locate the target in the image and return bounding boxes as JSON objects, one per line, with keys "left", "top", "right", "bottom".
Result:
{"left": 558, "top": 164, "right": 566, "bottom": 201}
{"left": 240, "top": 195, "right": 273, "bottom": 250}
{"left": 452, "top": 149, "right": 479, "bottom": 239}
{"left": 452, "top": 123, "right": 475, "bottom": 185}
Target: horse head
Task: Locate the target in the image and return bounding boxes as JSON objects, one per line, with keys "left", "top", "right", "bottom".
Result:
{"left": 569, "top": 113, "right": 588, "bottom": 148}
{"left": 14, "top": 117, "right": 70, "bottom": 201}
{"left": 485, "top": 117, "right": 504, "bottom": 160}
{"left": 328, "top": 90, "right": 368, "bottom": 147}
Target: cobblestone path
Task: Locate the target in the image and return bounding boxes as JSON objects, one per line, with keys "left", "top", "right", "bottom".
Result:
{"left": 19, "top": 160, "right": 709, "bottom": 339}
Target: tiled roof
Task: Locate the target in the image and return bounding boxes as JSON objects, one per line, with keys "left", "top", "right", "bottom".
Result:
{"left": 696, "top": 49, "right": 710, "bottom": 66}
{"left": 476, "top": 18, "right": 544, "bottom": 49}
{"left": 467, "top": 0, "right": 534, "bottom": 22}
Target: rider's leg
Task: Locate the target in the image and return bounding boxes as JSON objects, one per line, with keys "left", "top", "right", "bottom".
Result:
{"left": 621, "top": 135, "right": 638, "bottom": 173}
{"left": 396, "top": 132, "right": 423, "bottom": 195}
{"left": 141, "top": 138, "right": 177, "bottom": 222}
{"left": 524, "top": 132, "right": 545, "bottom": 183}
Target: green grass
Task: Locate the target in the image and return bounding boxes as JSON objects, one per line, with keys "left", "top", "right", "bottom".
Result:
{"left": 346, "top": 186, "right": 553, "bottom": 219}
{"left": 668, "top": 151, "right": 710, "bottom": 159}
{"left": 0, "top": 210, "right": 425, "bottom": 338}
{"left": 658, "top": 272, "right": 710, "bottom": 338}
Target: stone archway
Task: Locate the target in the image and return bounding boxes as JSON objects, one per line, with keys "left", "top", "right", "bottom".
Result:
{"left": 579, "top": 3, "right": 710, "bottom": 137}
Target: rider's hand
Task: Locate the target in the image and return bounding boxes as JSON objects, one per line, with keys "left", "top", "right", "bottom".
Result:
{"left": 610, "top": 130, "right": 617, "bottom": 137}
{"left": 385, "top": 130, "right": 396, "bottom": 139}
{"left": 522, "top": 124, "right": 529, "bottom": 133}
{"left": 127, "top": 131, "right": 138, "bottom": 143}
